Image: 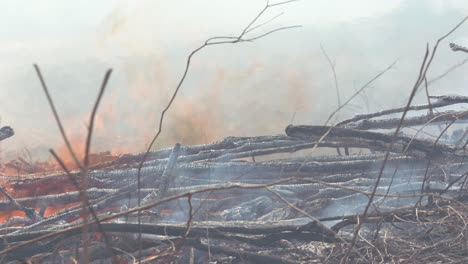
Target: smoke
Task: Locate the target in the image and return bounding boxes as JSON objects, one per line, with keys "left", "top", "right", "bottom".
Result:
{"left": 84, "top": 2, "right": 318, "bottom": 151}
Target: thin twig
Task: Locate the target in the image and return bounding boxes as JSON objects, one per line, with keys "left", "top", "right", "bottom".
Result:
{"left": 1, "top": 175, "right": 462, "bottom": 257}
{"left": 320, "top": 44, "right": 341, "bottom": 108}
{"left": 81, "top": 69, "right": 112, "bottom": 264}
{"left": 325, "top": 60, "right": 397, "bottom": 127}
{"left": 424, "top": 77, "right": 434, "bottom": 116}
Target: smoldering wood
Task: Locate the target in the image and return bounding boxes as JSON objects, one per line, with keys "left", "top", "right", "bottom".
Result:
{"left": 143, "top": 139, "right": 309, "bottom": 165}
{"left": 2, "top": 170, "right": 465, "bottom": 237}
{"left": 2, "top": 157, "right": 466, "bottom": 217}
{"left": 10, "top": 153, "right": 465, "bottom": 186}
{"left": 30, "top": 236, "right": 301, "bottom": 264}
{"left": 2, "top": 220, "right": 336, "bottom": 262}
{"left": 285, "top": 125, "right": 458, "bottom": 157}
{"left": 108, "top": 131, "right": 462, "bottom": 167}
{"left": 0, "top": 217, "right": 32, "bottom": 232}
{"left": 0, "top": 184, "right": 42, "bottom": 222}
{"left": 2, "top": 101, "right": 468, "bottom": 263}
{"left": 7, "top": 137, "right": 464, "bottom": 190}
{"left": 5, "top": 161, "right": 464, "bottom": 213}
{"left": 158, "top": 143, "right": 181, "bottom": 197}
{"left": 38, "top": 238, "right": 168, "bottom": 264}
{"left": 185, "top": 238, "right": 302, "bottom": 264}
{"left": 0, "top": 172, "right": 459, "bottom": 223}
{"left": 96, "top": 135, "right": 292, "bottom": 169}
{"left": 3, "top": 221, "right": 338, "bottom": 244}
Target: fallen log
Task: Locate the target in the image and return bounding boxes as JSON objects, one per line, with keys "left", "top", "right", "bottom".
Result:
{"left": 285, "top": 125, "right": 458, "bottom": 158}
{"left": 2, "top": 220, "right": 337, "bottom": 262}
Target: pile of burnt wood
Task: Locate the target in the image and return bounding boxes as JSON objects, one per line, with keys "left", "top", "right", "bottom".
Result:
{"left": 0, "top": 95, "right": 467, "bottom": 263}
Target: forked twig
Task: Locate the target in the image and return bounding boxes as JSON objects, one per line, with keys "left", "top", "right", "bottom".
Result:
{"left": 34, "top": 65, "right": 114, "bottom": 263}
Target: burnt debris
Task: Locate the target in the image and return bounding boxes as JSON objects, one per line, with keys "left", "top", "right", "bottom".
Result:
{"left": 0, "top": 95, "right": 467, "bottom": 263}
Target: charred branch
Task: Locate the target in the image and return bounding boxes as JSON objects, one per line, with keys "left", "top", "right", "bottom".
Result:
{"left": 339, "top": 110, "right": 468, "bottom": 130}
{"left": 450, "top": 42, "right": 468, "bottom": 53}
{"left": 0, "top": 126, "right": 14, "bottom": 142}
{"left": 285, "top": 125, "right": 457, "bottom": 158}
{"left": 336, "top": 95, "right": 468, "bottom": 127}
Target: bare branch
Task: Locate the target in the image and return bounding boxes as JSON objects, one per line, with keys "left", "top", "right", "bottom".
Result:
{"left": 325, "top": 60, "right": 397, "bottom": 127}
{"left": 84, "top": 70, "right": 112, "bottom": 168}
{"left": 450, "top": 42, "right": 468, "bottom": 53}
{"left": 33, "top": 65, "right": 83, "bottom": 170}
{"left": 337, "top": 95, "right": 468, "bottom": 127}
{"left": 320, "top": 44, "right": 341, "bottom": 108}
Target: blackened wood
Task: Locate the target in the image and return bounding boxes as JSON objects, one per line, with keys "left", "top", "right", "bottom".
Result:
{"left": 285, "top": 125, "right": 456, "bottom": 157}
{"left": 336, "top": 95, "right": 468, "bottom": 127}
{"left": 340, "top": 110, "right": 468, "bottom": 130}
{"left": 0, "top": 126, "right": 13, "bottom": 142}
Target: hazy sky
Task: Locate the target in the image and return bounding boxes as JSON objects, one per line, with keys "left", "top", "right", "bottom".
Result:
{"left": 1, "top": 0, "right": 468, "bottom": 160}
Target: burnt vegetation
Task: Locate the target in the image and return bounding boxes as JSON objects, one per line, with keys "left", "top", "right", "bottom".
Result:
{"left": 1, "top": 2, "right": 468, "bottom": 263}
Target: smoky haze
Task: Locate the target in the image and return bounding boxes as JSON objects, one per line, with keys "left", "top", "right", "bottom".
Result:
{"left": 1, "top": 0, "right": 468, "bottom": 161}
